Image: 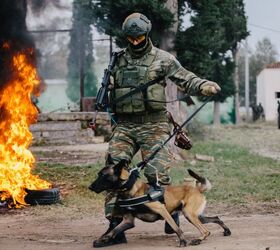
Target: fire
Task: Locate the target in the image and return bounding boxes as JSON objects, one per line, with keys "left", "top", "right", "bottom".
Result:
{"left": 0, "top": 43, "right": 51, "bottom": 207}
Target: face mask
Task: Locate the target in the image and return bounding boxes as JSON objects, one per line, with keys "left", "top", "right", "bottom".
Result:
{"left": 130, "top": 38, "right": 147, "bottom": 49}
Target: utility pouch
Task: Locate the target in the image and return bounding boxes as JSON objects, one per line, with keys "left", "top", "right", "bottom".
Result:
{"left": 115, "top": 88, "right": 145, "bottom": 113}
{"left": 167, "top": 112, "right": 192, "bottom": 150}
{"left": 146, "top": 83, "right": 166, "bottom": 111}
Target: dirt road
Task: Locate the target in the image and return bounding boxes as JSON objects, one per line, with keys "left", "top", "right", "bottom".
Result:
{"left": 0, "top": 207, "right": 279, "bottom": 250}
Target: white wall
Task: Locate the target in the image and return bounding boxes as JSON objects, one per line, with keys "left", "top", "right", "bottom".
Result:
{"left": 257, "top": 69, "right": 280, "bottom": 120}
{"left": 37, "top": 79, "right": 74, "bottom": 113}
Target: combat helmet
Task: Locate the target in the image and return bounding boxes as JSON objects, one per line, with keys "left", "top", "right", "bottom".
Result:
{"left": 122, "top": 13, "right": 152, "bottom": 38}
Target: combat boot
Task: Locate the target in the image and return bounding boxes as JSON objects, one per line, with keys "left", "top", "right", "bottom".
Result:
{"left": 93, "top": 217, "right": 127, "bottom": 248}
{"left": 164, "top": 212, "right": 180, "bottom": 234}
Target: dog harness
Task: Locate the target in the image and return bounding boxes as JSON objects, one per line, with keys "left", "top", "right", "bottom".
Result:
{"left": 116, "top": 169, "right": 165, "bottom": 208}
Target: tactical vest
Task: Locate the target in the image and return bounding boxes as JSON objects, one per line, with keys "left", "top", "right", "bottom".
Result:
{"left": 113, "top": 47, "right": 166, "bottom": 114}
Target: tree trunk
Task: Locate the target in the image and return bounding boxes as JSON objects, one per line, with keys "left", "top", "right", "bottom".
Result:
{"left": 160, "top": 0, "right": 185, "bottom": 158}
{"left": 213, "top": 101, "right": 220, "bottom": 125}
{"left": 161, "top": 0, "right": 180, "bottom": 119}
{"left": 233, "top": 47, "right": 240, "bottom": 124}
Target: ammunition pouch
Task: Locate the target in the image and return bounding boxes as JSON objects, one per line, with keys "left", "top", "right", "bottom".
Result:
{"left": 115, "top": 88, "right": 145, "bottom": 113}
{"left": 146, "top": 83, "right": 166, "bottom": 111}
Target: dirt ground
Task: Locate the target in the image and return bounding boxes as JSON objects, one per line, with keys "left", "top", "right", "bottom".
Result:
{"left": 1, "top": 122, "right": 280, "bottom": 250}
{"left": 0, "top": 206, "right": 279, "bottom": 250}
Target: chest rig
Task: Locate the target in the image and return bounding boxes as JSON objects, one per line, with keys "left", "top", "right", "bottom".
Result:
{"left": 113, "top": 47, "right": 166, "bottom": 114}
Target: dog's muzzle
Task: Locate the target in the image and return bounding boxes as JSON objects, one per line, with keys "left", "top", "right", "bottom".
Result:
{"left": 88, "top": 180, "right": 104, "bottom": 193}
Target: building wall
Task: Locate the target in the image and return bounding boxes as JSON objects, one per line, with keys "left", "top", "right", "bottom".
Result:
{"left": 37, "top": 79, "right": 75, "bottom": 113}
{"left": 257, "top": 69, "right": 280, "bottom": 120}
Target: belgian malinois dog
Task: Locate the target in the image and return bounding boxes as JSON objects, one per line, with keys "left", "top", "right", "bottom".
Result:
{"left": 89, "top": 157, "right": 231, "bottom": 247}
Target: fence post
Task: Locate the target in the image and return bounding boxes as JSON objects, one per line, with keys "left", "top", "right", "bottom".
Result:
{"left": 79, "top": 24, "right": 85, "bottom": 111}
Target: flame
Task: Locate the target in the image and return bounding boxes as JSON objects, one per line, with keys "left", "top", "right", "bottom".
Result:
{"left": 0, "top": 43, "right": 51, "bottom": 207}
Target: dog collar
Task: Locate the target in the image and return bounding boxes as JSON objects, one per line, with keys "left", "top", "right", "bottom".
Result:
{"left": 118, "top": 169, "right": 140, "bottom": 191}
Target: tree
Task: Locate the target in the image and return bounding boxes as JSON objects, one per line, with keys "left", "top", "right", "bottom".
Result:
{"left": 176, "top": 0, "right": 248, "bottom": 124}
{"left": 238, "top": 37, "right": 278, "bottom": 105}
{"left": 91, "top": 0, "right": 174, "bottom": 48}
{"left": 66, "top": 0, "right": 98, "bottom": 102}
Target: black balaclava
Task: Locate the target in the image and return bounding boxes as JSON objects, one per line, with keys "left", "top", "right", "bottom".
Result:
{"left": 127, "top": 35, "right": 152, "bottom": 59}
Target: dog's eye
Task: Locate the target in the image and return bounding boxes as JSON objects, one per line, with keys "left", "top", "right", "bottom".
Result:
{"left": 98, "top": 172, "right": 105, "bottom": 177}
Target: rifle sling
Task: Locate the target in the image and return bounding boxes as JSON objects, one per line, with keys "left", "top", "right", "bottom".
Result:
{"left": 111, "top": 76, "right": 165, "bottom": 105}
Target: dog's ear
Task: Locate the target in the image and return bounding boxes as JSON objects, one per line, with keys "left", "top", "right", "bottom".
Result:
{"left": 106, "top": 153, "right": 114, "bottom": 165}
{"left": 114, "top": 159, "right": 127, "bottom": 170}
{"left": 113, "top": 159, "right": 128, "bottom": 175}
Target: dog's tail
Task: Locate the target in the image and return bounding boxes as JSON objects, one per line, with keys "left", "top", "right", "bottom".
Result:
{"left": 187, "top": 169, "right": 212, "bottom": 193}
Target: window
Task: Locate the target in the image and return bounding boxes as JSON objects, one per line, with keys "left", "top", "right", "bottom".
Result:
{"left": 276, "top": 92, "right": 280, "bottom": 98}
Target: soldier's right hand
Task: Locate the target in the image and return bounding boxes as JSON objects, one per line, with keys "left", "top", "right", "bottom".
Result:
{"left": 200, "top": 81, "right": 221, "bottom": 96}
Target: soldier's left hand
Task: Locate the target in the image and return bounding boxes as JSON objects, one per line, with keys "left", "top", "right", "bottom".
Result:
{"left": 200, "top": 81, "right": 221, "bottom": 96}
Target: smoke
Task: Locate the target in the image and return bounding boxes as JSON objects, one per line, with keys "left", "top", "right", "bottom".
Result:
{"left": 28, "top": 0, "right": 67, "bottom": 14}
{"left": 0, "top": 0, "right": 41, "bottom": 91}
{"left": 0, "top": 0, "right": 34, "bottom": 47}
{"left": 29, "top": 0, "right": 48, "bottom": 13}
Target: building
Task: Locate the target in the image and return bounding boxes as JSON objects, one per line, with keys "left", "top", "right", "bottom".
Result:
{"left": 37, "top": 79, "right": 75, "bottom": 113}
{"left": 256, "top": 62, "right": 280, "bottom": 121}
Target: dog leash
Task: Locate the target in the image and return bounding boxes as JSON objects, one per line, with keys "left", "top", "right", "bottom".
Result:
{"left": 132, "top": 96, "right": 212, "bottom": 172}
{"left": 114, "top": 97, "right": 212, "bottom": 208}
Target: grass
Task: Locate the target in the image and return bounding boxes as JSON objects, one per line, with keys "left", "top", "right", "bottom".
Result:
{"left": 33, "top": 162, "right": 105, "bottom": 211}
{"left": 171, "top": 141, "right": 280, "bottom": 204}
{"left": 33, "top": 140, "right": 279, "bottom": 208}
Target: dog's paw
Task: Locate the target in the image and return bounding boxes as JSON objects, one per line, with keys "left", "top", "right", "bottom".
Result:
{"left": 179, "top": 239, "right": 187, "bottom": 247}
{"left": 224, "top": 228, "right": 231, "bottom": 236}
{"left": 100, "top": 235, "right": 111, "bottom": 242}
{"left": 190, "top": 239, "right": 202, "bottom": 245}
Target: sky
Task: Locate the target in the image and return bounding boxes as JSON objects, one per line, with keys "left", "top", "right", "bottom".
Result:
{"left": 245, "top": 0, "right": 280, "bottom": 59}
{"left": 26, "top": 0, "right": 280, "bottom": 60}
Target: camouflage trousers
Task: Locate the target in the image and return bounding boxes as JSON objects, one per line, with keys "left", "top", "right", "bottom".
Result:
{"left": 105, "top": 121, "right": 173, "bottom": 218}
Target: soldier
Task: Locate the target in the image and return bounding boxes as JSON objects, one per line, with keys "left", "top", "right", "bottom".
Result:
{"left": 93, "top": 13, "right": 220, "bottom": 248}
{"left": 258, "top": 103, "right": 265, "bottom": 120}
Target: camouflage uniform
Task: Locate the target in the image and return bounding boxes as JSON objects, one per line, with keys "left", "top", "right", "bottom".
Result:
{"left": 105, "top": 40, "right": 208, "bottom": 218}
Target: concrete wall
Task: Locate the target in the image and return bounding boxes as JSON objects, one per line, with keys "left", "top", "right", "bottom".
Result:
{"left": 257, "top": 69, "right": 280, "bottom": 120}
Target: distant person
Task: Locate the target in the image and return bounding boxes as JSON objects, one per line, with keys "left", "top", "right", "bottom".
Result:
{"left": 258, "top": 103, "right": 265, "bottom": 120}
{"left": 251, "top": 103, "right": 264, "bottom": 122}
{"left": 251, "top": 104, "right": 259, "bottom": 121}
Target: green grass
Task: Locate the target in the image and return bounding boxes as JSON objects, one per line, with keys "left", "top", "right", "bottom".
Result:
{"left": 33, "top": 141, "right": 279, "bottom": 208}
{"left": 178, "top": 141, "right": 280, "bottom": 203}
{"left": 33, "top": 162, "right": 106, "bottom": 209}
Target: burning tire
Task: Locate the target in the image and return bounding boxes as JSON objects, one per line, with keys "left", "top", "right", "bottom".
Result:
{"left": 24, "top": 188, "right": 60, "bottom": 205}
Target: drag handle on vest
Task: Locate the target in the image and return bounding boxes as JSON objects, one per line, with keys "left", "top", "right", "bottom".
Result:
{"left": 89, "top": 51, "right": 120, "bottom": 130}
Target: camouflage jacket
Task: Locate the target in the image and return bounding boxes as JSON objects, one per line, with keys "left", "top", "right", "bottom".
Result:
{"left": 110, "top": 41, "right": 206, "bottom": 115}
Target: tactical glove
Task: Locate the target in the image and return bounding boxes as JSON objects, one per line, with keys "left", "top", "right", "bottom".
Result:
{"left": 200, "top": 81, "right": 221, "bottom": 96}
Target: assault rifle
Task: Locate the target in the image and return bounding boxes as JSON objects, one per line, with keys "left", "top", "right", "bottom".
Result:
{"left": 89, "top": 51, "right": 121, "bottom": 130}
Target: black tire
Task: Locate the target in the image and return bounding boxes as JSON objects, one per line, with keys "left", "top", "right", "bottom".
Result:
{"left": 24, "top": 188, "right": 60, "bottom": 205}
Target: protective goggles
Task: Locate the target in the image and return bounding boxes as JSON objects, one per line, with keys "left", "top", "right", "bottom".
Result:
{"left": 127, "top": 35, "right": 146, "bottom": 44}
